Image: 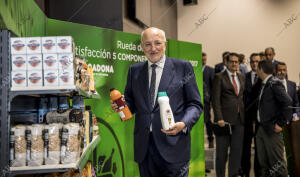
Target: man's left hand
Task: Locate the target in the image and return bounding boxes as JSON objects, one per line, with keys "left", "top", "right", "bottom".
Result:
{"left": 274, "top": 124, "right": 282, "bottom": 133}
{"left": 161, "top": 122, "right": 186, "bottom": 135}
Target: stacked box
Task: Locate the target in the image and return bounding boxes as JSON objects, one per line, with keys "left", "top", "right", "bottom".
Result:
{"left": 44, "top": 70, "right": 59, "bottom": 86}
{"left": 28, "top": 71, "right": 43, "bottom": 87}
{"left": 42, "top": 37, "right": 57, "bottom": 53}
{"left": 12, "top": 55, "right": 27, "bottom": 71}
{"left": 11, "top": 71, "right": 27, "bottom": 87}
{"left": 26, "top": 37, "right": 41, "bottom": 54}
{"left": 57, "top": 36, "right": 73, "bottom": 53}
{"left": 59, "top": 70, "right": 74, "bottom": 86}
{"left": 11, "top": 38, "right": 26, "bottom": 54}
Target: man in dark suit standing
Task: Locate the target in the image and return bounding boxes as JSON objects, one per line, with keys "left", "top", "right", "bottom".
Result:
{"left": 256, "top": 60, "right": 292, "bottom": 177}
{"left": 202, "top": 52, "right": 215, "bottom": 148}
{"left": 215, "top": 51, "right": 230, "bottom": 74}
{"left": 112, "top": 27, "right": 202, "bottom": 177}
{"left": 276, "top": 61, "right": 300, "bottom": 177}
{"left": 241, "top": 53, "right": 261, "bottom": 177}
{"left": 212, "top": 52, "right": 245, "bottom": 177}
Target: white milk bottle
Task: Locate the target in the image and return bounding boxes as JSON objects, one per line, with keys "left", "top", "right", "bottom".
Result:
{"left": 158, "top": 91, "right": 175, "bottom": 130}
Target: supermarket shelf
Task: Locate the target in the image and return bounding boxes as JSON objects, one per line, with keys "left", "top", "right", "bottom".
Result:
{"left": 10, "top": 85, "right": 100, "bottom": 100}
{"left": 9, "top": 135, "right": 100, "bottom": 175}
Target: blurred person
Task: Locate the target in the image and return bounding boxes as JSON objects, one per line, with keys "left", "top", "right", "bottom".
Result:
{"left": 215, "top": 51, "right": 230, "bottom": 73}
{"left": 264, "top": 47, "right": 279, "bottom": 67}
{"left": 276, "top": 61, "right": 300, "bottom": 177}
{"left": 240, "top": 53, "right": 261, "bottom": 177}
{"left": 202, "top": 52, "right": 215, "bottom": 148}
{"left": 212, "top": 52, "right": 245, "bottom": 177}
{"left": 239, "top": 53, "right": 248, "bottom": 75}
{"left": 256, "top": 60, "right": 292, "bottom": 177}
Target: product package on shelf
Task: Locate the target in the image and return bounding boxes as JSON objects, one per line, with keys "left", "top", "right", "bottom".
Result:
{"left": 43, "top": 53, "right": 58, "bottom": 70}
{"left": 44, "top": 70, "right": 59, "bottom": 86}
{"left": 10, "top": 125, "right": 26, "bottom": 167}
{"left": 57, "top": 36, "right": 73, "bottom": 53}
{"left": 27, "top": 124, "right": 44, "bottom": 166}
{"left": 11, "top": 71, "right": 27, "bottom": 87}
{"left": 59, "top": 70, "right": 74, "bottom": 86}
{"left": 11, "top": 55, "right": 27, "bottom": 71}
{"left": 74, "top": 57, "right": 91, "bottom": 92}
{"left": 61, "top": 123, "right": 80, "bottom": 164}
{"left": 42, "top": 37, "right": 57, "bottom": 53}
{"left": 28, "top": 70, "right": 43, "bottom": 87}
{"left": 27, "top": 54, "right": 43, "bottom": 71}
{"left": 26, "top": 37, "right": 42, "bottom": 54}
{"left": 44, "top": 123, "right": 63, "bottom": 165}
{"left": 58, "top": 53, "right": 74, "bottom": 71}
{"left": 46, "top": 109, "right": 72, "bottom": 124}
{"left": 11, "top": 38, "right": 26, "bottom": 54}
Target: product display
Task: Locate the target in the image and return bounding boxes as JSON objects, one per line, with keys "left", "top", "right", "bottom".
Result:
{"left": 11, "top": 37, "right": 26, "bottom": 54}
{"left": 27, "top": 54, "right": 42, "bottom": 70}
{"left": 44, "top": 123, "right": 62, "bottom": 165}
{"left": 11, "top": 55, "right": 27, "bottom": 71}
{"left": 56, "top": 36, "right": 73, "bottom": 53}
{"left": 158, "top": 91, "right": 175, "bottom": 130}
{"left": 26, "top": 37, "right": 42, "bottom": 54}
{"left": 27, "top": 124, "right": 44, "bottom": 166}
{"left": 42, "top": 37, "right": 57, "bottom": 53}
{"left": 11, "top": 71, "right": 27, "bottom": 87}
{"left": 44, "top": 70, "right": 59, "bottom": 86}
{"left": 110, "top": 88, "right": 132, "bottom": 121}
{"left": 43, "top": 54, "right": 58, "bottom": 70}
{"left": 11, "top": 125, "right": 26, "bottom": 167}
{"left": 28, "top": 70, "right": 43, "bottom": 87}
{"left": 61, "top": 123, "right": 80, "bottom": 164}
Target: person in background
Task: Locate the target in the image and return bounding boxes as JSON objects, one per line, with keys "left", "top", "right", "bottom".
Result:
{"left": 276, "top": 61, "right": 300, "bottom": 177}
{"left": 241, "top": 53, "right": 261, "bottom": 177}
{"left": 259, "top": 52, "right": 266, "bottom": 60}
{"left": 256, "top": 60, "right": 292, "bottom": 177}
{"left": 215, "top": 51, "right": 230, "bottom": 74}
{"left": 212, "top": 52, "right": 245, "bottom": 177}
{"left": 111, "top": 27, "right": 203, "bottom": 177}
{"left": 202, "top": 52, "right": 215, "bottom": 148}
{"left": 239, "top": 53, "right": 248, "bottom": 75}
{"left": 265, "top": 47, "right": 279, "bottom": 68}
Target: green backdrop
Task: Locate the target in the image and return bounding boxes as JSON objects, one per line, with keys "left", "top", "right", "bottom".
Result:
{"left": 0, "top": 1, "right": 204, "bottom": 176}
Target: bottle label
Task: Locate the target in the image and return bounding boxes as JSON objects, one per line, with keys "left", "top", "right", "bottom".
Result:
{"left": 118, "top": 111, "right": 125, "bottom": 119}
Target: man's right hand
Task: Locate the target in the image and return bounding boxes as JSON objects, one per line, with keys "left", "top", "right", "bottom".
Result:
{"left": 218, "top": 120, "right": 225, "bottom": 127}
{"left": 110, "top": 100, "right": 119, "bottom": 112}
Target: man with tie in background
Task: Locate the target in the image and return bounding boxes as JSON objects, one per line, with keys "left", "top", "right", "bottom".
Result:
{"left": 212, "top": 52, "right": 245, "bottom": 177}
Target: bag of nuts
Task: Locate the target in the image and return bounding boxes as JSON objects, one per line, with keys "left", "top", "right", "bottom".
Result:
{"left": 61, "top": 123, "right": 80, "bottom": 164}
{"left": 10, "top": 125, "right": 26, "bottom": 167}
{"left": 27, "top": 124, "right": 44, "bottom": 166}
{"left": 45, "top": 123, "right": 63, "bottom": 165}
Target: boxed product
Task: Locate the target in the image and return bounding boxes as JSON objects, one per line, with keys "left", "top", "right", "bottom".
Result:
{"left": 26, "top": 37, "right": 42, "bottom": 54}
{"left": 42, "top": 36, "right": 57, "bottom": 53}
{"left": 27, "top": 54, "right": 43, "bottom": 70}
{"left": 57, "top": 36, "right": 73, "bottom": 53}
{"left": 28, "top": 70, "right": 43, "bottom": 87}
{"left": 58, "top": 53, "right": 74, "bottom": 70}
{"left": 11, "top": 71, "right": 27, "bottom": 87}
{"left": 59, "top": 70, "right": 74, "bottom": 86}
{"left": 44, "top": 70, "right": 59, "bottom": 86}
{"left": 43, "top": 54, "right": 58, "bottom": 70}
{"left": 11, "top": 55, "right": 27, "bottom": 71}
{"left": 11, "top": 37, "right": 26, "bottom": 54}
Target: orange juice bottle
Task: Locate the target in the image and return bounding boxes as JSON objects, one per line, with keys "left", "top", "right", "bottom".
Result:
{"left": 110, "top": 88, "right": 132, "bottom": 121}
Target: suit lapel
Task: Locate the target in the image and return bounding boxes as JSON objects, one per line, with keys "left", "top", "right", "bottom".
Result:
{"left": 223, "top": 71, "right": 236, "bottom": 95}
{"left": 153, "top": 57, "right": 175, "bottom": 110}
{"left": 138, "top": 62, "right": 151, "bottom": 109}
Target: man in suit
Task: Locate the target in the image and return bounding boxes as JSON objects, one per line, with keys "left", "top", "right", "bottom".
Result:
{"left": 241, "top": 53, "right": 261, "bottom": 177}
{"left": 256, "top": 60, "right": 292, "bottom": 177}
{"left": 212, "top": 52, "right": 245, "bottom": 177}
{"left": 276, "top": 61, "right": 300, "bottom": 177}
{"left": 238, "top": 53, "right": 248, "bottom": 75}
{"left": 112, "top": 27, "right": 202, "bottom": 177}
{"left": 202, "top": 52, "right": 215, "bottom": 148}
{"left": 215, "top": 51, "right": 230, "bottom": 74}
{"left": 265, "top": 47, "right": 279, "bottom": 68}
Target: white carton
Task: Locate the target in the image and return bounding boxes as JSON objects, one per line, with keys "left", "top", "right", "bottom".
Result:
{"left": 58, "top": 53, "right": 74, "bottom": 70}
{"left": 11, "top": 38, "right": 26, "bottom": 54}
{"left": 42, "top": 37, "right": 57, "bottom": 53}
{"left": 44, "top": 70, "right": 59, "bottom": 86}
{"left": 57, "top": 36, "right": 73, "bottom": 53}
{"left": 43, "top": 54, "right": 58, "bottom": 70}
{"left": 28, "top": 70, "right": 43, "bottom": 87}
{"left": 11, "top": 71, "right": 27, "bottom": 87}
{"left": 11, "top": 55, "right": 27, "bottom": 71}
{"left": 58, "top": 70, "right": 74, "bottom": 86}
{"left": 26, "top": 37, "right": 42, "bottom": 54}
{"left": 27, "top": 54, "right": 43, "bottom": 70}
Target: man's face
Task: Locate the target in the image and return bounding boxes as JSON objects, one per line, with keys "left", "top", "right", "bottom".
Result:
{"left": 265, "top": 49, "right": 275, "bottom": 61}
{"left": 202, "top": 55, "right": 207, "bottom": 65}
{"left": 250, "top": 56, "right": 260, "bottom": 72}
{"left": 276, "top": 64, "right": 287, "bottom": 80}
{"left": 141, "top": 29, "right": 167, "bottom": 63}
{"left": 227, "top": 55, "right": 239, "bottom": 73}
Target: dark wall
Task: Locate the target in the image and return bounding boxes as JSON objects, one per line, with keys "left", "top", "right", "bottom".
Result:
{"left": 40, "top": 0, "right": 122, "bottom": 31}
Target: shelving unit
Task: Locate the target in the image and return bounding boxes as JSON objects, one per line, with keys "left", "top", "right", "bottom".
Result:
{"left": 0, "top": 30, "right": 101, "bottom": 176}
{"left": 9, "top": 135, "right": 101, "bottom": 176}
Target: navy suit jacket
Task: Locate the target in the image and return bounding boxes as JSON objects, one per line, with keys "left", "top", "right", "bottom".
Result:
{"left": 124, "top": 57, "right": 202, "bottom": 163}
{"left": 244, "top": 72, "right": 257, "bottom": 123}
{"left": 286, "top": 80, "right": 300, "bottom": 120}
{"left": 214, "top": 62, "right": 225, "bottom": 74}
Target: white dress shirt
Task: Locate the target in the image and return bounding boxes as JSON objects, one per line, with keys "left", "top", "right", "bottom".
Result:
{"left": 280, "top": 79, "right": 288, "bottom": 93}
{"left": 251, "top": 71, "right": 257, "bottom": 85}
{"left": 226, "top": 69, "right": 240, "bottom": 94}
